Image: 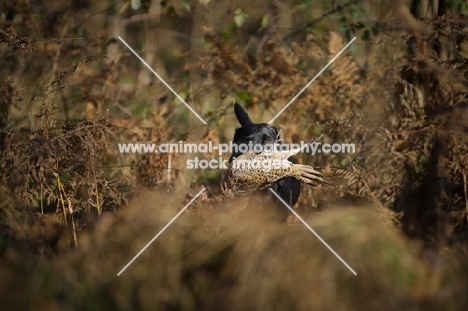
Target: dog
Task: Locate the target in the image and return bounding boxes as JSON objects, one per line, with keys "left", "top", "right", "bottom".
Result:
{"left": 228, "top": 103, "right": 301, "bottom": 220}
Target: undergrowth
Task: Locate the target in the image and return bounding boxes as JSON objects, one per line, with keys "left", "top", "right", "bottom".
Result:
{"left": 0, "top": 1, "right": 468, "bottom": 309}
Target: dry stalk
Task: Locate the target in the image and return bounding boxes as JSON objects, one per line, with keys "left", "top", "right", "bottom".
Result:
{"left": 463, "top": 170, "right": 468, "bottom": 224}
{"left": 56, "top": 172, "right": 78, "bottom": 248}
{"left": 89, "top": 153, "right": 101, "bottom": 217}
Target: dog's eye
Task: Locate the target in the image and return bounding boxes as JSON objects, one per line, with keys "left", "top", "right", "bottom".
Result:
{"left": 263, "top": 137, "right": 273, "bottom": 144}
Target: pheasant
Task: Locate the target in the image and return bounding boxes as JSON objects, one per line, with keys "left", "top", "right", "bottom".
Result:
{"left": 221, "top": 142, "right": 328, "bottom": 199}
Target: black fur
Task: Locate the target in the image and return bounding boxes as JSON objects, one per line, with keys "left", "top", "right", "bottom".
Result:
{"left": 229, "top": 103, "right": 301, "bottom": 220}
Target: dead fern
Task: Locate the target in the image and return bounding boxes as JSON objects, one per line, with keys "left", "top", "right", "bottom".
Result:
{"left": 0, "top": 28, "right": 36, "bottom": 51}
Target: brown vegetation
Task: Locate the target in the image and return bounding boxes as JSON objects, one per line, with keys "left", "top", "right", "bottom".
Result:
{"left": 1, "top": 0, "right": 468, "bottom": 309}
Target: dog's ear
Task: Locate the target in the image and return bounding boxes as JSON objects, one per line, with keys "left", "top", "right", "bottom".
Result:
{"left": 234, "top": 103, "right": 253, "bottom": 126}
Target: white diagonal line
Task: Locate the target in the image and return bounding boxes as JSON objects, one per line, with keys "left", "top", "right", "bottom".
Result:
{"left": 117, "top": 188, "right": 206, "bottom": 276}
{"left": 118, "top": 36, "right": 207, "bottom": 125}
{"left": 268, "top": 188, "right": 357, "bottom": 275}
{"left": 268, "top": 37, "right": 356, "bottom": 124}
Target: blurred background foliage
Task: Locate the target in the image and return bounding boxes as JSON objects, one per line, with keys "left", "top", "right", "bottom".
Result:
{"left": 1, "top": 0, "right": 468, "bottom": 309}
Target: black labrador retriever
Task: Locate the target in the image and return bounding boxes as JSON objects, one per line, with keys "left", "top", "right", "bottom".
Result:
{"left": 229, "top": 103, "right": 301, "bottom": 220}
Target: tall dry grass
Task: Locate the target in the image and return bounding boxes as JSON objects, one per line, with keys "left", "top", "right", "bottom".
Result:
{"left": 1, "top": 0, "right": 468, "bottom": 310}
{"left": 1, "top": 189, "right": 467, "bottom": 310}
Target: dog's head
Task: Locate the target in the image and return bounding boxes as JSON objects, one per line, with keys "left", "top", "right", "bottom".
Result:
{"left": 229, "top": 103, "right": 281, "bottom": 162}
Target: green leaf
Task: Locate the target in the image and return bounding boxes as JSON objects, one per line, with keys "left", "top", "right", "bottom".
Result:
{"left": 131, "top": 0, "right": 142, "bottom": 10}
{"left": 261, "top": 14, "right": 269, "bottom": 28}
{"left": 236, "top": 91, "right": 251, "bottom": 100}
{"left": 179, "top": 0, "right": 191, "bottom": 11}
{"left": 234, "top": 8, "right": 248, "bottom": 28}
